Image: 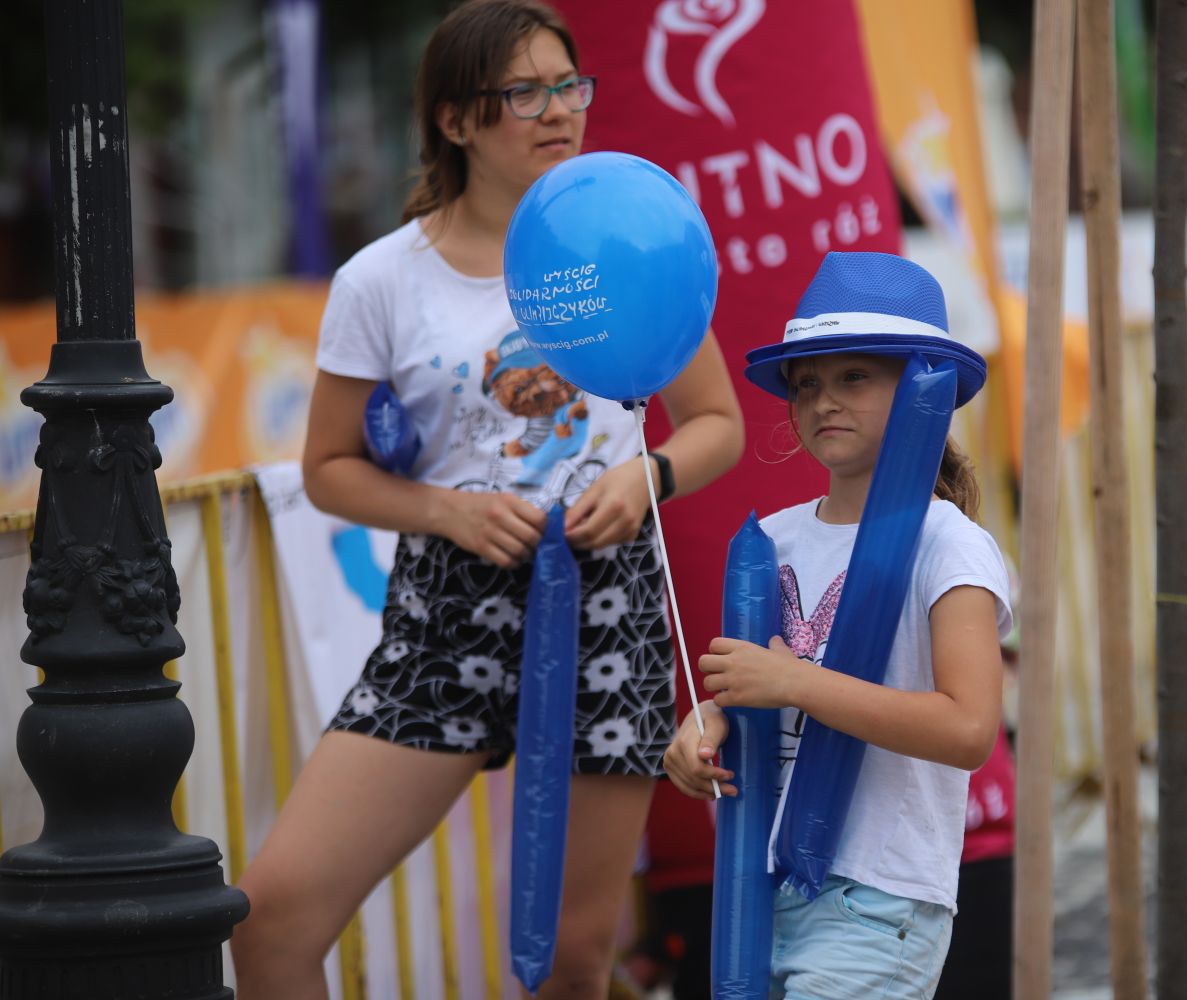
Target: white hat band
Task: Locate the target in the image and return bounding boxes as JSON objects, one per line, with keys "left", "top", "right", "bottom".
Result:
{"left": 782, "top": 311, "right": 951, "bottom": 343}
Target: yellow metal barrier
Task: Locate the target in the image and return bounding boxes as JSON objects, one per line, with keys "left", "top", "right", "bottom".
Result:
{"left": 0, "top": 511, "right": 34, "bottom": 534}
{"left": 433, "top": 823, "right": 461, "bottom": 1000}
{"left": 339, "top": 912, "right": 368, "bottom": 1000}
{"left": 469, "top": 773, "right": 506, "bottom": 998}
{"left": 160, "top": 500, "right": 189, "bottom": 836}
{"left": 251, "top": 491, "right": 295, "bottom": 811}
{"left": 0, "top": 472, "right": 382, "bottom": 996}
{"left": 390, "top": 864, "right": 417, "bottom": 1000}
{"left": 200, "top": 491, "right": 249, "bottom": 885}
{"left": 164, "top": 654, "right": 189, "bottom": 834}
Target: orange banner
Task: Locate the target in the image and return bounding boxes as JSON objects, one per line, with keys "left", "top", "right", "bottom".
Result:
{"left": 855, "top": 0, "right": 998, "bottom": 284}
{"left": 855, "top": 0, "right": 1089, "bottom": 465}
{"left": 0, "top": 282, "right": 328, "bottom": 510}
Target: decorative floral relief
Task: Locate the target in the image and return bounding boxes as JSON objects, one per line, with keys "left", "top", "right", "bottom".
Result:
{"left": 23, "top": 418, "right": 178, "bottom": 646}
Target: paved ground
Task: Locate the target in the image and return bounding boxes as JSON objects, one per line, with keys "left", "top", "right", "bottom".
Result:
{"left": 1051, "top": 765, "right": 1158, "bottom": 999}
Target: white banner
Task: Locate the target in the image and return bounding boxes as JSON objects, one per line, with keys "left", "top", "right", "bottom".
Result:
{"left": 0, "top": 530, "right": 41, "bottom": 853}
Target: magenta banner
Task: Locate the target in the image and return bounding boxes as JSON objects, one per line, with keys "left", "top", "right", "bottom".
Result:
{"left": 553, "top": 0, "right": 903, "bottom": 885}
{"left": 556, "top": 0, "right": 902, "bottom": 695}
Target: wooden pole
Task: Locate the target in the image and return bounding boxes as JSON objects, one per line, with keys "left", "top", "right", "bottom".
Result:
{"left": 1154, "top": 0, "right": 1187, "bottom": 996}
{"left": 1075, "top": 1, "right": 1149, "bottom": 996}
{"left": 1014, "top": 0, "right": 1076, "bottom": 996}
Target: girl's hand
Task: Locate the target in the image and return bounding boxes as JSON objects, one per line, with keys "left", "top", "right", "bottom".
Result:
{"left": 563, "top": 455, "right": 652, "bottom": 550}
{"left": 439, "top": 490, "right": 548, "bottom": 569}
{"left": 700, "top": 635, "right": 807, "bottom": 709}
{"left": 662, "top": 701, "right": 736, "bottom": 799}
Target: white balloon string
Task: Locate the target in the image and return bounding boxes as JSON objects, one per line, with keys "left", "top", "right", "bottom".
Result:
{"left": 633, "top": 404, "right": 721, "bottom": 799}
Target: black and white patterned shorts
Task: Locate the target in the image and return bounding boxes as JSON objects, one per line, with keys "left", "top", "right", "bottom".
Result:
{"left": 327, "top": 520, "right": 676, "bottom": 776}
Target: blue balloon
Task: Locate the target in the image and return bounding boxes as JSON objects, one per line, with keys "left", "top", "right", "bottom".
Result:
{"left": 362, "top": 382, "right": 421, "bottom": 475}
{"left": 775, "top": 355, "right": 957, "bottom": 898}
{"left": 503, "top": 151, "right": 718, "bottom": 402}
{"left": 511, "top": 506, "right": 579, "bottom": 994}
{"left": 712, "top": 512, "right": 781, "bottom": 1000}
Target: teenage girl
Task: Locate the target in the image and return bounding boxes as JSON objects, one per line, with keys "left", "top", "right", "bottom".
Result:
{"left": 230, "top": 2, "right": 743, "bottom": 998}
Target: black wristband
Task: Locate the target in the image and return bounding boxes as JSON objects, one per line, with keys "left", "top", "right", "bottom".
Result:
{"left": 650, "top": 451, "right": 676, "bottom": 502}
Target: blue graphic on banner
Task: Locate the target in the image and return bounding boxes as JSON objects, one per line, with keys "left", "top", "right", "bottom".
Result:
{"left": 331, "top": 525, "right": 387, "bottom": 613}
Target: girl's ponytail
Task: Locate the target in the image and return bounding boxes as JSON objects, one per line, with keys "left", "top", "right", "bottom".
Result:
{"left": 934, "top": 437, "right": 980, "bottom": 519}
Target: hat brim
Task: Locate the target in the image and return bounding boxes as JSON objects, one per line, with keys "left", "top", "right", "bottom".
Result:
{"left": 743, "top": 334, "right": 987, "bottom": 408}
{"left": 488, "top": 347, "right": 547, "bottom": 384}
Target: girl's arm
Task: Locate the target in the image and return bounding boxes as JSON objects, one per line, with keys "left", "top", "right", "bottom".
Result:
{"left": 699, "top": 584, "right": 1003, "bottom": 770}
{"left": 564, "top": 329, "right": 744, "bottom": 549}
{"left": 302, "top": 370, "right": 547, "bottom": 568}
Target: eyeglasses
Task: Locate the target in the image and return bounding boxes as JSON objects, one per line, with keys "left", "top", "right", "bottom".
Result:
{"left": 478, "top": 75, "right": 596, "bottom": 120}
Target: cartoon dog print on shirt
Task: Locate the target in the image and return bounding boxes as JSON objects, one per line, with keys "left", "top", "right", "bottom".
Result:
{"left": 482, "top": 331, "right": 589, "bottom": 487}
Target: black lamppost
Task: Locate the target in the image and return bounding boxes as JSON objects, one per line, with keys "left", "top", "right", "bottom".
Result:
{"left": 0, "top": 1, "right": 249, "bottom": 997}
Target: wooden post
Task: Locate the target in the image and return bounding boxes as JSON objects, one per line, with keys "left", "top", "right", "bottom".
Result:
{"left": 1075, "top": 0, "right": 1149, "bottom": 996}
{"left": 1014, "top": 0, "right": 1076, "bottom": 997}
{"left": 1154, "top": 0, "right": 1187, "bottom": 995}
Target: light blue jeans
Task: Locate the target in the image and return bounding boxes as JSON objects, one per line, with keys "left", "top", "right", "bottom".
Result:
{"left": 769, "top": 875, "right": 953, "bottom": 999}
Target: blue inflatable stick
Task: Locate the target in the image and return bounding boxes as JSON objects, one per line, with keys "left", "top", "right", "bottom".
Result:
{"left": 511, "top": 506, "right": 579, "bottom": 994}
{"left": 712, "top": 512, "right": 781, "bottom": 999}
{"left": 362, "top": 382, "right": 421, "bottom": 474}
{"left": 775, "top": 355, "right": 957, "bottom": 898}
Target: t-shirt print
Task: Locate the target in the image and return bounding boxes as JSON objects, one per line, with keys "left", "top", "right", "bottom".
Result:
{"left": 780, "top": 565, "right": 846, "bottom": 663}
{"left": 776, "top": 564, "right": 846, "bottom": 775}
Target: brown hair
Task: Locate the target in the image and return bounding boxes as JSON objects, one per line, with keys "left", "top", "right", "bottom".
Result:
{"left": 784, "top": 355, "right": 982, "bottom": 518}
{"left": 401, "top": 0, "right": 580, "bottom": 224}
{"left": 934, "top": 436, "right": 981, "bottom": 518}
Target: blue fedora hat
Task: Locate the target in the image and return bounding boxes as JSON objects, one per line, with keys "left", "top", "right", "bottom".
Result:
{"left": 744, "top": 251, "right": 987, "bottom": 407}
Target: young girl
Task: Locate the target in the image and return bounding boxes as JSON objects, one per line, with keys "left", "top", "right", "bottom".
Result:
{"left": 230, "top": 2, "right": 743, "bottom": 998}
{"left": 663, "top": 252, "right": 1012, "bottom": 1000}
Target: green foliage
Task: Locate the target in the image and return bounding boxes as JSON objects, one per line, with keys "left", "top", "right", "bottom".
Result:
{"left": 122, "top": 0, "right": 215, "bottom": 135}
{"left": 1, "top": 0, "right": 49, "bottom": 134}
{"left": 2, "top": 0, "right": 219, "bottom": 139}
{"left": 1116, "top": 0, "right": 1156, "bottom": 175}
{"left": 321, "top": 0, "right": 451, "bottom": 46}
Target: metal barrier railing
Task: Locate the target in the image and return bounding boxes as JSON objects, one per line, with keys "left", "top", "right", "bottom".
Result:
{"left": 0, "top": 471, "right": 506, "bottom": 999}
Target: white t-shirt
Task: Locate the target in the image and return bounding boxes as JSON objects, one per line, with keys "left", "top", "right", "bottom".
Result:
{"left": 760, "top": 498, "right": 1013, "bottom": 912}
{"left": 316, "top": 219, "right": 641, "bottom": 505}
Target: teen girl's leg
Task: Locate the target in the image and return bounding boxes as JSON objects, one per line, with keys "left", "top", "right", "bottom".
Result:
{"left": 230, "top": 732, "right": 490, "bottom": 1000}
{"left": 535, "top": 773, "right": 656, "bottom": 999}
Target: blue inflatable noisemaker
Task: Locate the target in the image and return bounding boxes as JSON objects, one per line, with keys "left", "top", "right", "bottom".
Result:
{"left": 775, "top": 354, "right": 957, "bottom": 898}
{"left": 510, "top": 506, "right": 579, "bottom": 994}
{"left": 711, "top": 512, "right": 781, "bottom": 999}
{"left": 362, "top": 382, "right": 421, "bottom": 475}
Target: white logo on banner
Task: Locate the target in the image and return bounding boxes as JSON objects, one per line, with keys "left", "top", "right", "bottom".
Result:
{"left": 643, "top": 0, "right": 765, "bottom": 127}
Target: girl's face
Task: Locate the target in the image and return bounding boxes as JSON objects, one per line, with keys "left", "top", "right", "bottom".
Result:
{"left": 788, "top": 353, "right": 905, "bottom": 478}
{"left": 461, "top": 28, "right": 586, "bottom": 195}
